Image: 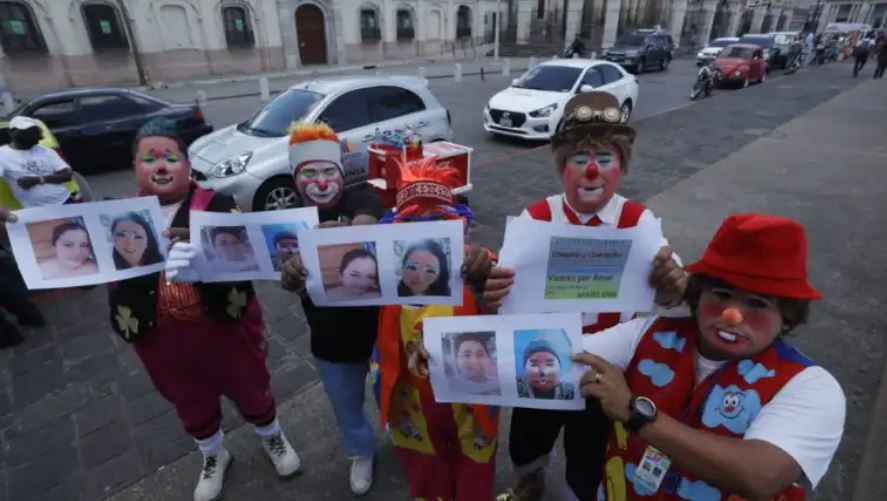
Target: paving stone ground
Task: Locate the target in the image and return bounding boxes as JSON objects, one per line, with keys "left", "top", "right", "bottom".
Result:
{"left": 0, "top": 61, "right": 878, "bottom": 500}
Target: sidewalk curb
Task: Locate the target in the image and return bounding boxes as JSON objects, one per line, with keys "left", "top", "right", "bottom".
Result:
{"left": 851, "top": 355, "right": 887, "bottom": 501}
{"left": 144, "top": 55, "right": 519, "bottom": 91}
{"left": 193, "top": 66, "right": 531, "bottom": 103}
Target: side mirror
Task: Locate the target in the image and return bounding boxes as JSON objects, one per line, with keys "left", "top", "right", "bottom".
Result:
{"left": 579, "top": 84, "right": 594, "bottom": 93}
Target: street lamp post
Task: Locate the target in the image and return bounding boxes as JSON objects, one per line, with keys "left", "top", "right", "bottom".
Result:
{"left": 494, "top": 0, "right": 501, "bottom": 60}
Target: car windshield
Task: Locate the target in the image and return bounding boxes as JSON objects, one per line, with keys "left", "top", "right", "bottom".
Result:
{"left": 709, "top": 39, "right": 735, "bottom": 48}
{"left": 512, "top": 66, "right": 582, "bottom": 92}
{"left": 739, "top": 36, "right": 773, "bottom": 49}
{"left": 238, "top": 89, "right": 324, "bottom": 137}
{"left": 773, "top": 34, "right": 795, "bottom": 46}
{"left": 719, "top": 47, "right": 754, "bottom": 59}
{"left": 616, "top": 34, "right": 647, "bottom": 46}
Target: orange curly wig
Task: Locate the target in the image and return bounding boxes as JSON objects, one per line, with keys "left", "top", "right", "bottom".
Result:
{"left": 288, "top": 122, "right": 339, "bottom": 145}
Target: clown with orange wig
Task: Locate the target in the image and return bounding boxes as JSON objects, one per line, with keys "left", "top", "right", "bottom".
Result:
{"left": 281, "top": 122, "right": 385, "bottom": 495}
{"left": 372, "top": 155, "right": 499, "bottom": 500}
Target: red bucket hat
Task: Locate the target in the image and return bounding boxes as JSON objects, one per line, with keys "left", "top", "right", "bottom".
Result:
{"left": 685, "top": 214, "right": 821, "bottom": 299}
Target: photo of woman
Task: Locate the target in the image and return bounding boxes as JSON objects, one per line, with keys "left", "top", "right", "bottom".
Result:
{"left": 108, "top": 212, "right": 163, "bottom": 270}
{"left": 320, "top": 243, "right": 381, "bottom": 301}
{"left": 443, "top": 331, "right": 500, "bottom": 396}
{"left": 26, "top": 217, "right": 99, "bottom": 280}
{"left": 514, "top": 330, "right": 576, "bottom": 400}
{"left": 396, "top": 239, "right": 451, "bottom": 297}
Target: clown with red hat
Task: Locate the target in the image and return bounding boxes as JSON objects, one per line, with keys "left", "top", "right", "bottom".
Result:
{"left": 372, "top": 156, "right": 499, "bottom": 501}
{"left": 570, "top": 213, "right": 845, "bottom": 501}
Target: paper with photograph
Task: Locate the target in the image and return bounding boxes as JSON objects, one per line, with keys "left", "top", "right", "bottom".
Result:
{"left": 424, "top": 312, "right": 585, "bottom": 410}
{"left": 298, "top": 219, "right": 464, "bottom": 306}
{"left": 189, "top": 207, "right": 319, "bottom": 282}
{"left": 5, "top": 197, "right": 167, "bottom": 290}
{"left": 498, "top": 216, "right": 664, "bottom": 314}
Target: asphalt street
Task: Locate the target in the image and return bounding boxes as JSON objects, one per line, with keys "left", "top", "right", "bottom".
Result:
{"left": 1, "top": 58, "right": 882, "bottom": 501}
{"left": 85, "top": 58, "right": 703, "bottom": 199}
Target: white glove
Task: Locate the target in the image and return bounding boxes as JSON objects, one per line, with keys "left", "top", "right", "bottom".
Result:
{"left": 165, "top": 241, "right": 199, "bottom": 282}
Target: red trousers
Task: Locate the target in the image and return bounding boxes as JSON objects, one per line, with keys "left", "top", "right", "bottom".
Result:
{"left": 134, "top": 300, "right": 276, "bottom": 438}
{"left": 389, "top": 381, "right": 497, "bottom": 501}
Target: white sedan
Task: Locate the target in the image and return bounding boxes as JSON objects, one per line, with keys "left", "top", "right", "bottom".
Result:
{"left": 483, "top": 59, "right": 639, "bottom": 140}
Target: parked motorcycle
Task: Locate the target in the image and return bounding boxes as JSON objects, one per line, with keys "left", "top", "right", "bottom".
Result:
{"left": 784, "top": 52, "right": 803, "bottom": 74}
{"left": 690, "top": 64, "right": 720, "bottom": 100}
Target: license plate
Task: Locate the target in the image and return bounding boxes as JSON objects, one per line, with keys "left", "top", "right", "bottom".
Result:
{"left": 500, "top": 118, "right": 512, "bottom": 127}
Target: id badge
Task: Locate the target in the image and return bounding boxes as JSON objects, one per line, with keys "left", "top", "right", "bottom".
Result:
{"left": 634, "top": 446, "right": 672, "bottom": 493}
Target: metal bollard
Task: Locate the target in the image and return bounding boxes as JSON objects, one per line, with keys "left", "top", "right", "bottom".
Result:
{"left": 1, "top": 92, "right": 14, "bottom": 115}
{"left": 481, "top": 67, "right": 485, "bottom": 80}
{"left": 259, "top": 76, "right": 270, "bottom": 103}
{"left": 455, "top": 63, "right": 462, "bottom": 82}
{"left": 528, "top": 56, "right": 537, "bottom": 68}
{"left": 418, "top": 66, "right": 426, "bottom": 78}
{"left": 502, "top": 58, "right": 511, "bottom": 76}
{"left": 196, "top": 90, "right": 208, "bottom": 109}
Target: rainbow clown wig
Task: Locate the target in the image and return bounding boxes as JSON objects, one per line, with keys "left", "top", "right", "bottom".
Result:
{"left": 288, "top": 122, "right": 343, "bottom": 175}
{"left": 381, "top": 156, "right": 472, "bottom": 228}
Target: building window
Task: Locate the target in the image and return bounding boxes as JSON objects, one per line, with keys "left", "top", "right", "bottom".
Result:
{"left": 360, "top": 8, "right": 381, "bottom": 42}
{"left": 835, "top": 4, "right": 853, "bottom": 23}
{"left": 0, "top": 1, "right": 46, "bottom": 55}
{"left": 396, "top": 9, "right": 414, "bottom": 41}
{"left": 872, "top": 4, "right": 887, "bottom": 28}
{"left": 457, "top": 6, "right": 471, "bottom": 39}
{"left": 537, "top": 0, "right": 545, "bottom": 20}
{"left": 223, "top": 5, "right": 255, "bottom": 47}
{"left": 82, "top": 3, "right": 129, "bottom": 51}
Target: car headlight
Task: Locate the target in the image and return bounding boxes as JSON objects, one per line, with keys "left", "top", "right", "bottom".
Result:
{"left": 625, "top": 49, "right": 639, "bottom": 57}
{"left": 529, "top": 103, "right": 557, "bottom": 118}
{"left": 210, "top": 151, "right": 252, "bottom": 178}
{"left": 697, "top": 52, "right": 705, "bottom": 58}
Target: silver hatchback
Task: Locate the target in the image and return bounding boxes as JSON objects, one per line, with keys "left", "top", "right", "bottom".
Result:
{"left": 188, "top": 76, "right": 454, "bottom": 211}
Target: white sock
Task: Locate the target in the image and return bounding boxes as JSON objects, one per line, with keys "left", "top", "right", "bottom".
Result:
{"left": 195, "top": 429, "right": 225, "bottom": 458}
{"left": 253, "top": 418, "right": 281, "bottom": 438}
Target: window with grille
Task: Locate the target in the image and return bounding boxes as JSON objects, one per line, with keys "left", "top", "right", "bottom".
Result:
{"left": 396, "top": 9, "right": 414, "bottom": 41}
{"left": 82, "top": 3, "right": 129, "bottom": 51}
{"left": 361, "top": 9, "right": 381, "bottom": 42}
{"left": 457, "top": 6, "right": 471, "bottom": 39}
{"left": 0, "top": 1, "right": 46, "bottom": 55}
{"left": 223, "top": 5, "right": 255, "bottom": 47}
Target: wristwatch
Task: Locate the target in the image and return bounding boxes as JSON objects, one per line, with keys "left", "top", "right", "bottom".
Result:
{"left": 627, "top": 396, "right": 658, "bottom": 433}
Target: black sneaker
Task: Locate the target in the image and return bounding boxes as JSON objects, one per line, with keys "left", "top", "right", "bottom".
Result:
{"left": 0, "top": 315, "right": 24, "bottom": 349}
{"left": 16, "top": 307, "right": 46, "bottom": 328}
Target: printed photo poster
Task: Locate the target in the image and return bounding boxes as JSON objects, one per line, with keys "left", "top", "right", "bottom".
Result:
{"left": 424, "top": 313, "right": 585, "bottom": 410}
{"left": 5, "top": 197, "right": 167, "bottom": 290}
{"left": 298, "top": 219, "right": 464, "bottom": 306}
{"left": 497, "top": 216, "right": 664, "bottom": 314}
{"left": 189, "top": 206, "right": 319, "bottom": 282}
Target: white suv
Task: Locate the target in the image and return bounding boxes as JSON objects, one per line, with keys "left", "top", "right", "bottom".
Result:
{"left": 189, "top": 76, "right": 453, "bottom": 211}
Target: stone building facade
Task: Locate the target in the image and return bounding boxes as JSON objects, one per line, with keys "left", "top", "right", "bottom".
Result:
{"left": 821, "top": 0, "right": 887, "bottom": 29}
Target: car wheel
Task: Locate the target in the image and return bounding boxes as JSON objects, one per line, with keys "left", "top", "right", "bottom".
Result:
{"left": 254, "top": 176, "right": 300, "bottom": 211}
{"left": 661, "top": 56, "right": 671, "bottom": 71}
{"left": 620, "top": 101, "right": 633, "bottom": 124}
{"left": 741, "top": 77, "right": 750, "bottom": 88}
{"left": 636, "top": 58, "right": 646, "bottom": 74}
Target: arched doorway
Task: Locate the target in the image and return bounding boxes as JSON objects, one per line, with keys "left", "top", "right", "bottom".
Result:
{"left": 761, "top": 13, "right": 774, "bottom": 33}
{"left": 295, "top": 4, "right": 327, "bottom": 64}
{"left": 456, "top": 5, "right": 472, "bottom": 39}
{"left": 739, "top": 10, "right": 753, "bottom": 36}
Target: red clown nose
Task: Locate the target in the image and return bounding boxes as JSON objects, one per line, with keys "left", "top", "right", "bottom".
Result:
{"left": 316, "top": 179, "right": 329, "bottom": 190}
{"left": 722, "top": 308, "right": 744, "bottom": 326}
{"left": 585, "top": 164, "right": 599, "bottom": 180}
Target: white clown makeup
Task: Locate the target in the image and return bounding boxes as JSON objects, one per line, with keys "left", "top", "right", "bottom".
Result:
{"left": 134, "top": 136, "right": 191, "bottom": 205}
{"left": 295, "top": 160, "right": 343, "bottom": 209}
{"left": 562, "top": 144, "right": 623, "bottom": 214}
